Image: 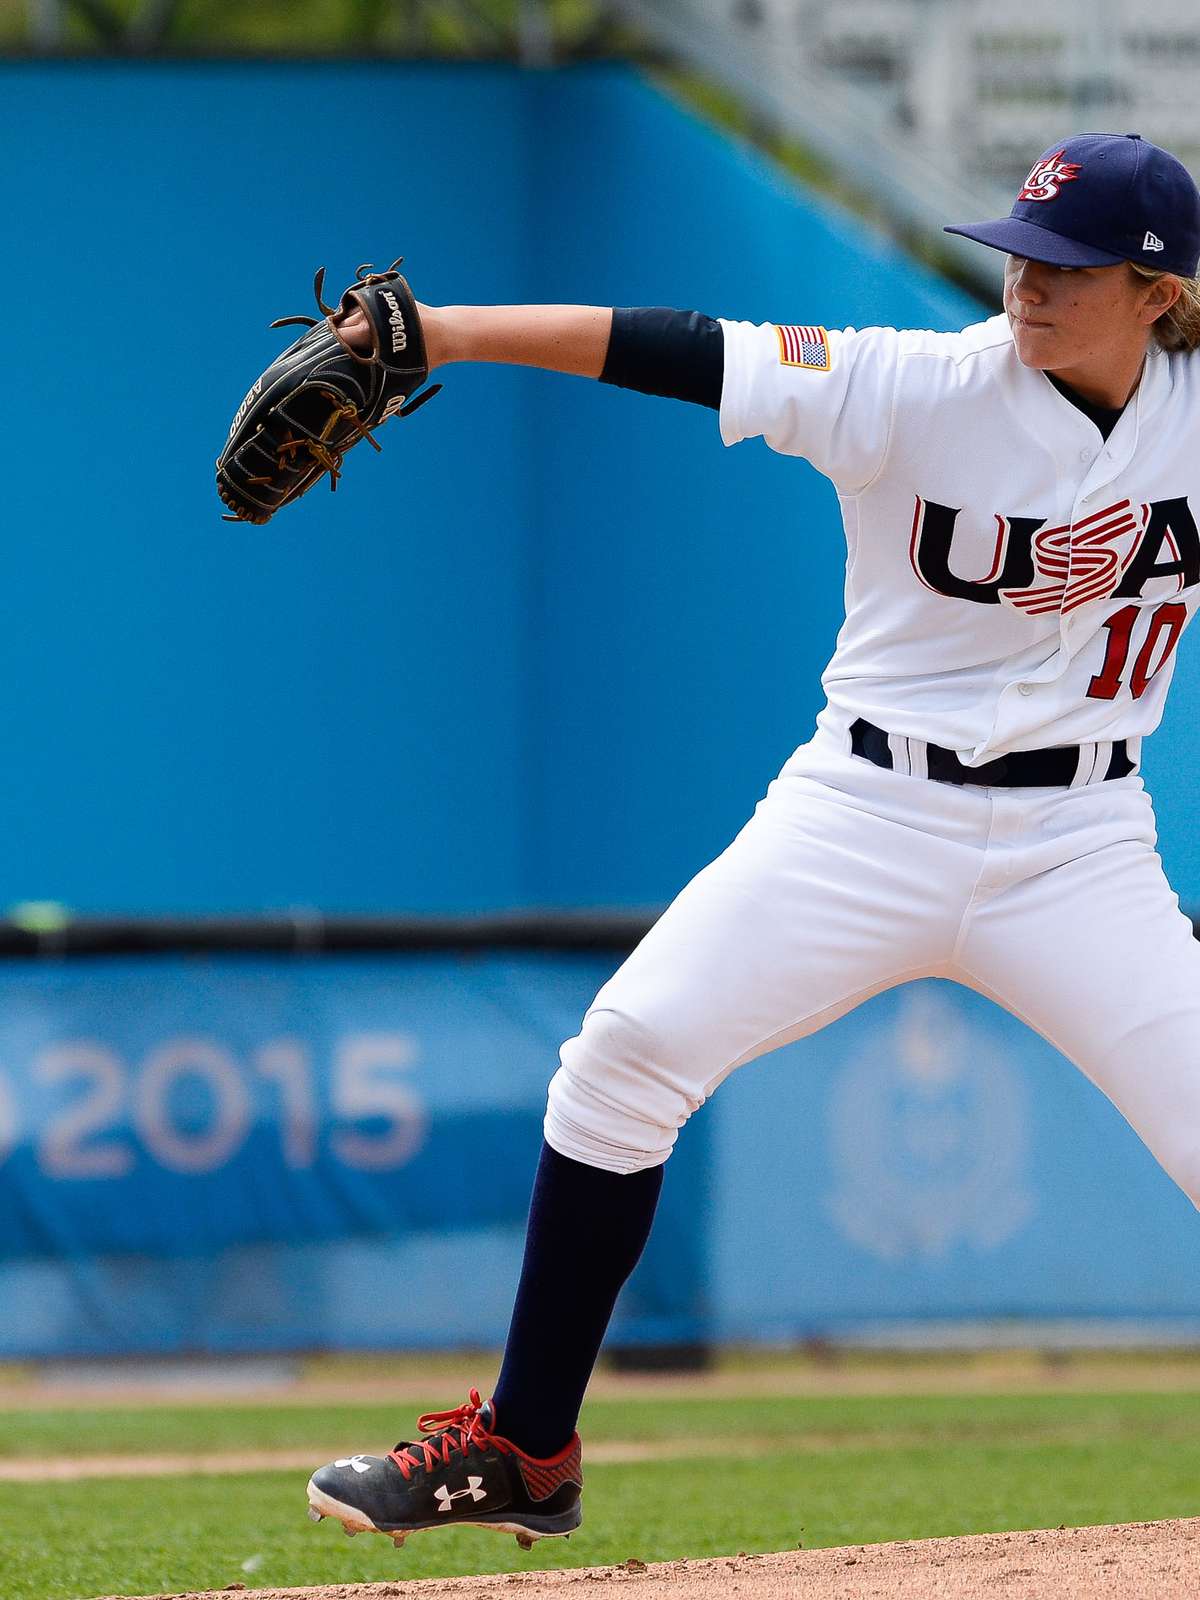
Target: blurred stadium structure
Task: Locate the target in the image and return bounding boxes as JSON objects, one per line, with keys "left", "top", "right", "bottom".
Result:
{"left": 5, "top": 8, "right": 1200, "bottom": 1365}
{"left": 609, "top": 0, "right": 1200, "bottom": 284}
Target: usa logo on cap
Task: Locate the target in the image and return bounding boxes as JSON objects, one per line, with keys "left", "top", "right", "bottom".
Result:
{"left": 1018, "top": 151, "right": 1082, "bottom": 202}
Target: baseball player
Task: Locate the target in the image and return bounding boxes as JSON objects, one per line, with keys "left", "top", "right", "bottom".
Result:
{"left": 292, "top": 132, "right": 1200, "bottom": 1550}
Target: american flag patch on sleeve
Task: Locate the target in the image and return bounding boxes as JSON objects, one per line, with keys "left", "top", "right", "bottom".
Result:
{"left": 775, "top": 324, "right": 831, "bottom": 370}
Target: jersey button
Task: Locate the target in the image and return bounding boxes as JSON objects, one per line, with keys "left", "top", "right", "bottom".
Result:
{"left": 1018, "top": 682, "right": 1035, "bottom": 696}
{"left": 1078, "top": 447, "right": 1093, "bottom": 462}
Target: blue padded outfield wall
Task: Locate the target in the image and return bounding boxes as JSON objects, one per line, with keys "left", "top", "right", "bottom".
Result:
{"left": 4, "top": 959, "right": 1200, "bottom": 1358}
{"left": 5, "top": 63, "right": 1200, "bottom": 1353}
{"left": 3, "top": 60, "right": 1199, "bottom": 911}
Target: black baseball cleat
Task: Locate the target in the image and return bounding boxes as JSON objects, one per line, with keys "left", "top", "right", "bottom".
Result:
{"left": 305, "top": 1388, "right": 582, "bottom": 1550}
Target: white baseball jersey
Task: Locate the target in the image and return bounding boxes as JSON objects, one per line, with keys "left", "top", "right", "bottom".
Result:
{"left": 718, "top": 314, "right": 1200, "bottom": 763}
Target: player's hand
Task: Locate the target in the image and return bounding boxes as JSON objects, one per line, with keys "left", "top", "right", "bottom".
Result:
{"left": 336, "top": 300, "right": 447, "bottom": 368}
{"left": 334, "top": 303, "right": 371, "bottom": 353}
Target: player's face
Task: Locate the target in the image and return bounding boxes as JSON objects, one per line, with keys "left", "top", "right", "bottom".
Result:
{"left": 1003, "top": 256, "right": 1170, "bottom": 391}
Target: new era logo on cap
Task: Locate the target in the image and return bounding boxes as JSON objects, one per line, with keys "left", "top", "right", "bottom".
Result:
{"left": 1144, "top": 231, "right": 1165, "bottom": 252}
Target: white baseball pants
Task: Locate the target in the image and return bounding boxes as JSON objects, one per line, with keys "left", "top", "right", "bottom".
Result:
{"left": 544, "top": 728, "right": 1200, "bottom": 1207}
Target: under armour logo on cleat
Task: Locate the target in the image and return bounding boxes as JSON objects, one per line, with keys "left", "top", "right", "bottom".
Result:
{"left": 434, "top": 1476, "right": 487, "bottom": 1511}
{"left": 1144, "top": 231, "right": 1165, "bottom": 251}
{"left": 334, "top": 1456, "right": 373, "bottom": 1473}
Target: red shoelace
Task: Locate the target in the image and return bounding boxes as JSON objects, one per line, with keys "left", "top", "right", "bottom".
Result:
{"left": 388, "top": 1388, "right": 512, "bottom": 1479}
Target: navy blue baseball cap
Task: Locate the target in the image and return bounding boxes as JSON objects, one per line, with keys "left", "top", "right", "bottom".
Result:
{"left": 945, "top": 133, "right": 1200, "bottom": 277}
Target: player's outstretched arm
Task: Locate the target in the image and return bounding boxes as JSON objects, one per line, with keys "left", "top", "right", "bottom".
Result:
{"left": 338, "top": 301, "right": 724, "bottom": 410}
{"left": 422, "top": 304, "right": 614, "bottom": 377}
{"left": 338, "top": 302, "right": 614, "bottom": 377}
{"left": 216, "top": 279, "right": 724, "bottom": 525}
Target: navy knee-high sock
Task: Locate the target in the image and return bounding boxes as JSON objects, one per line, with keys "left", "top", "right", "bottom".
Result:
{"left": 492, "top": 1141, "right": 664, "bottom": 1459}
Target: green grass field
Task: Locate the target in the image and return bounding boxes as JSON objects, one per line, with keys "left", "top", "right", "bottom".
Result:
{"left": 4, "top": 1386, "right": 1200, "bottom": 1600}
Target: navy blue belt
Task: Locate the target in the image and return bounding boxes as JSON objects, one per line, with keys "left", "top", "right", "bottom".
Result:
{"left": 849, "top": 718, "right": 1136, "bottom": 788}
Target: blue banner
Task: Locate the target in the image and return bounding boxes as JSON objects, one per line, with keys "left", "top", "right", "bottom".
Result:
{"left": 2, "top": 956, "right": 1199, "bottom": 1357}
{"left": 712, "top": 981, "right": 1200, "bottom": 1334}
{"left": 0, "top": 955, "right": 611, "bottom": 1354}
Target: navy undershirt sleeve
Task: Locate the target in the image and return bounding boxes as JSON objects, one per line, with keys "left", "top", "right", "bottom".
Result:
{"left": 599, "top": 307, "right": 724, "bottom": 410}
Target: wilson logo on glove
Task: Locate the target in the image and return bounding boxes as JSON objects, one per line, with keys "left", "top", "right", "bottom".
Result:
{"left": 381, "top": 290, "right": 409, "bottom": 353}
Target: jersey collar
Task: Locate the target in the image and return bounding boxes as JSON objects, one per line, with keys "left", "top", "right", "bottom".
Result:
{"left": 1000, "top": 319, "right": 1175, "bottom": 461}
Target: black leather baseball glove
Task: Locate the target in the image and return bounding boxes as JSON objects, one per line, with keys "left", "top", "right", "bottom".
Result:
{"left": 216, "top": 259, "right": 441, "bottom": 523}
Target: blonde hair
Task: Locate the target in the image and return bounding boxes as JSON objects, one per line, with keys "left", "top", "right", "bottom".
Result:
{"left": 1129, "top": 262, "right": 1200, "bottom": 352}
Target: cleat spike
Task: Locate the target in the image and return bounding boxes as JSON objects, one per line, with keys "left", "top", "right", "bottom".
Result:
{"left": 343, "top": 1524, "right": 359, "bottom": 1537}
{"left": 307, "top": 1507, "right": 323, "bottom": 1523}
{"left": 392, "top": 1532, "right": 409, "bottom": 1548}
{"left": 515, "top": 1533, "right": 536, "bottom": 1551}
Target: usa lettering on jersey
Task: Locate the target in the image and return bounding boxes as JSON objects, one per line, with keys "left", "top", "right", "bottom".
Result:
{"left": 776, "top": 325, "right": 830, "bottom": 371}
{"left": 1003, "top": 500, "right": 1146, "bottom": 615}
{"left": 908, "top": 494, "right": 1200, "bottom": 612}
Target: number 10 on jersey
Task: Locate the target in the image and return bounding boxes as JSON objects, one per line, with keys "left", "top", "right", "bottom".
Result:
{"left": 1088, "top": 601, "right": 1188, "bottom": 700}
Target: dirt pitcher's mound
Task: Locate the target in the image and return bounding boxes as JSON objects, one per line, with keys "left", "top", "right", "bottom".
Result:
{"left": 100, "top": 1516, "right": 1200, "bottom": 1600}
